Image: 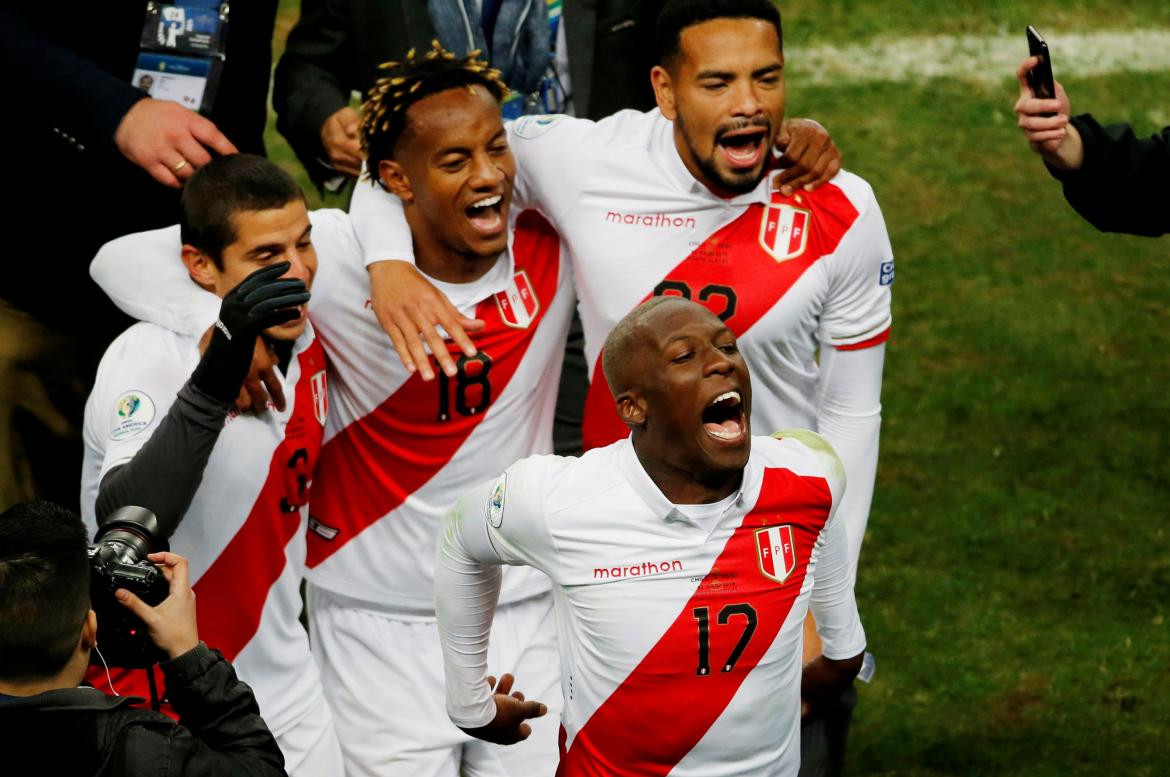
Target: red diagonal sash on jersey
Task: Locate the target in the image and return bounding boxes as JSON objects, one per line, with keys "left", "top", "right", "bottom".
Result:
{"left": 191, "top": 340, "right": 326, "bottom": 658}
{"left": 557, "top": 466, "right": 833, "bottom": 776}
{"left": 306, "top": 211, "right": 561, "bottom": 567}
{"left": 581, "top": 186, "right": 860, "bottom": 450}
{"left": 87, "top": 341, "right": 328, "bottom": 709}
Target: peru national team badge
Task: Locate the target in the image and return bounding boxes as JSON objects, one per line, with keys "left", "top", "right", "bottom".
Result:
{"left": 756, "top": 525, "right": 797, "bottom": 584}
{"left": 759, "top": 203, "right": 811, "bottom": 262}
{"left": 310, "top": 370, "right": 328, "bottom": 426}
{"left": 494, "top": 270, "right": 540, "bottom": 329}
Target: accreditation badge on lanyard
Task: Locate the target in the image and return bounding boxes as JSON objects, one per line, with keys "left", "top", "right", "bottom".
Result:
{"left": 132, "top": 1, "right": 228, "bottom": 114}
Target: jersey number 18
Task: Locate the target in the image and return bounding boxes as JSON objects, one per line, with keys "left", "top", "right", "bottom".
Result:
{"left": 437, "top": 352, "right": 494, "bottom": 422}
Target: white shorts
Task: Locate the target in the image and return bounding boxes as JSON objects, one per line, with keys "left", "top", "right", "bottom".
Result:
{"left": 275, "top": 687, "right": 346, "bottom": 777}
{"left": 308, "top": 584, "right": 562, "bottom": 777}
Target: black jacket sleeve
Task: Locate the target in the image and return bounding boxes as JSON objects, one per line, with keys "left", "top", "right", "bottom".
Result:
{"left": 1047, "top": 113, "right": 1170, "bottom": 237}
{"left": 96, "top": 382, "right": 231, "bottom": 538}
{"left": 273, "top": 0, "right": 355, "bottom": 185}
{"left": 112, "top": 644, "right": 286, "bottom": 777}
{"left": 0, "top": 7, "right": 145, "bottom": 153}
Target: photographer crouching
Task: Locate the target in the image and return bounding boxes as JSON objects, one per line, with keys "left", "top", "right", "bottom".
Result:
{"left": 0, "top": 500, "right": 286, "bottom": 775}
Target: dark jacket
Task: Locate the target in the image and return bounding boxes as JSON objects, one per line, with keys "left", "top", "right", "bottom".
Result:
{"left": 0, "top": 644, "right": 286, "bottom": 777}
{"left": 273, "top": 0, "right": 437, "bottom": 186}
{"left": 0, "top": 4, "right": 277, "bottom": 337}
{"left": 1048, "top": 113, "right": 1170, "bottom": 237}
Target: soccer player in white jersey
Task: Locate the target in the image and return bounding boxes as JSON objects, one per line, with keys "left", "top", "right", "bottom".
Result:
{"left": 435, "top": 296, "right": 866, "bottom": 776}
{"left": 89, "top": 48, "right": 576, "bottom": 777}
{"left": 79, "top": 155, "right": 344, "bottom": 776}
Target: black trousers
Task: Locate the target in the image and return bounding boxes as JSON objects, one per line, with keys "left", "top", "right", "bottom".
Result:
{"left": 799, "top": 684, "right": 859, "bottom": 777}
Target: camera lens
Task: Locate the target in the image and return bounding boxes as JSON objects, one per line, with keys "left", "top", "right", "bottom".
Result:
{"left": 92, "top": 506, "right": 165, "bottom": 565}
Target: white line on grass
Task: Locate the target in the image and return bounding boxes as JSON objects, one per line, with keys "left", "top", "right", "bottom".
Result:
{"left": 788, "top": 29, "right": 1170, "bottom": 86}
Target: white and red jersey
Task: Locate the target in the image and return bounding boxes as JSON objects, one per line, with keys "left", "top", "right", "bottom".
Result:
{"left": 351, "top": 108, "right": 894, "bottom": 585}
{"left": 502, "top": 110, "right": 892, "bottom": 448}
{"left": 88, "top": 209, "right": 576, "bottom": 616}
{"left": 436, "top": 433, "right": 866, "bottom": 776}
{"left": 81, "top": 321, "right": 328, "bottom": 737}
{"left": 304, "top": 209, "right": 576, "bottom": 612}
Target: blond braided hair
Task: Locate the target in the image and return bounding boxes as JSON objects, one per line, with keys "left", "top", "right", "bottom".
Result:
{"left": 360, "top": 41, "right": 509, "bottom": 183}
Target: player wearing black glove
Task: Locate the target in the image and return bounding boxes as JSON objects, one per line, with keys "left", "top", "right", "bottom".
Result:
{"left": 189, "top": 261, "right": 311, "bottom": 403}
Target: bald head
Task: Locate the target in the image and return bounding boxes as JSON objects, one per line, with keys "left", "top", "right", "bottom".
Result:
{"left": 603, "top": 296, "right": 721, "bottom": 397}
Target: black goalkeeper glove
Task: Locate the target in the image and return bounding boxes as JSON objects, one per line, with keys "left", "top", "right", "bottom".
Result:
{"left": 190, "top": 262, "right": 311, "bottom": 403}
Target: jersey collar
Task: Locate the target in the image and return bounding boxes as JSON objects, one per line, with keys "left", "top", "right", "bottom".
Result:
{"left": 424, "top": 249, "right": 513, "bottom": 318}
{"left": 617, "top": 437, "right": 763, "bottom": 528}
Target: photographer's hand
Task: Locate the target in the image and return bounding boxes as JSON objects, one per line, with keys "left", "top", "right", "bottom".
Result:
{"left": 116, "top": 552, "right": 200, "bottom": 660}
{"left": 190, "top": 262, "right": 310, "bottom": 405}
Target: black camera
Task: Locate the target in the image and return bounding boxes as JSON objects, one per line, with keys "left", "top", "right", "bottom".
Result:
{"left": 88, "top": 506, "right": 170, "bottom": 668}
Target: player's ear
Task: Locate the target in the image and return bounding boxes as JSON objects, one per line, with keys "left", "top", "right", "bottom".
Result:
{"left": 615, "top": 391, "right": 647, "bottom": 429}
{"left": 379, "top": 160, "right": 413, "bottom": 203}
{"left": 651, "top": 65, "right": 677, "bottom": 121}
{"left": 81, "top": 609, "right": 97, "bottom": 651}
{"left": 181, "top": 244, "right": 218, "bottom": 292}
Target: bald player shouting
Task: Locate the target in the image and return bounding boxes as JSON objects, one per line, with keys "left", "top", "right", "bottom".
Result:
{"left": 434, "top": 297, "right": 865, "bottom": 776}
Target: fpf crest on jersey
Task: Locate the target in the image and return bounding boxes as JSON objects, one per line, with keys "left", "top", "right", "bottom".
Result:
{"left": 759, "top": 202, "right": 811, "bottom": 263}
{"left": 756, "top": 524, "right": 798, "bottom": 583}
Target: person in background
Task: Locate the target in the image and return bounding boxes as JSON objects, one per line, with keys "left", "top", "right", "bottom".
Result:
{"left": 1014, "top": 55, "right": 1170, "bottom": 236}
{"left": 0, "top": 4, "right": 278, "bottom": 513}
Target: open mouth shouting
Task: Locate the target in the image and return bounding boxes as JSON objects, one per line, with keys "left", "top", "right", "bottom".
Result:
{"left": 465, "top": 193, "right": 506, "bottom": 236}
{"left": 715, "top": 125, "right": 769, "bottom": 171}
{"left": 701, "top": 389, "right": 746, "bottom": 443}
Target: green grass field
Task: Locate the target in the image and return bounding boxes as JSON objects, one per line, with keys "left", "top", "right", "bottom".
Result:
{"left": 268, "top": 2, "right": 1170, "bottom": 774}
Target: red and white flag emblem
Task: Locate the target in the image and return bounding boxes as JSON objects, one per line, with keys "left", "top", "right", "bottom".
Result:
{"left": 310, "top": 370, "right": 328, "bottom": 426}
{"left": 494, "top": 270, "right": 540, "bottom": 329}
{"left": 759, "top": 203, "right": 811, "bottom": 262}
{"left": 755, "top": 525, "right": 797, "bottom": 583}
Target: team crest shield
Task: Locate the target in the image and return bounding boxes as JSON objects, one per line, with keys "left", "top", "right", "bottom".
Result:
{"left": 759, "top": 203, "right": 811, "bottom": 262}
{"left": 755, "top": 525, "right": 797, "bottom": 583}
{"left": 494, "top": 270, "right": 540, "bottom": 329}
{"left": 310, "top": 370, "right": 328, "bottom": 426}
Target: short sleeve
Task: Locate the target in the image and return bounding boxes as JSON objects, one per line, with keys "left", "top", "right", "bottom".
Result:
{"left": 507, "top": 113, "right": 604, "bottom": 222}
{"left": 458, "top": 455, "right": 562, "bottom": 574}
{"left": 84, "top": 326, "right": 191, "bottom": 483}
{"left": 818, "top": 177, "right": 894, "bottom": 350}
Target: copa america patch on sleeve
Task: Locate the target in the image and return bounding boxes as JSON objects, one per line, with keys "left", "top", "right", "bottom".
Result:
{"left": 486, "top": 473, "right": 507, "bottom": 528}
{"left": 109, "top": 390, "right": 156, "bottom": 441}
{"left": 511, "top": 114, "right": 564, "bottom": 139}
